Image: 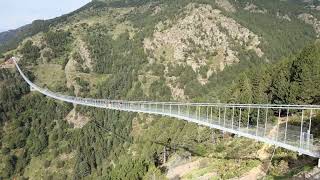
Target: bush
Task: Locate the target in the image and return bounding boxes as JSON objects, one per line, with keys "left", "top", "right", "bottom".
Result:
{"left": 2, "top": 155, "right": 17, "bottom": 178}
{"left": 151, "top": 63, "right": 165, "bottom": 76}
{"left": 44, "top": 175, "right": 54, "bottom": 180}
{"left": 44, "top": 160, "right": 51, "bottom": 168}
{"left": 52, "top": 150, "right": 59, "bottom": 158}
{"left": 4, "top": 53, "right": 13, "bottom": 60}
{"left": 215, "top": 143, "right": 225, "bottom": 153}
{"left": 185, "top": 79, "right": 203, "bottom": 99}
{"left": 75, "top": 161, "right": 91, "bottom": 178}
{"left": 2, "top": 147, "right": 10, "bottom": 154}
{"left": 56, "top": 161, "right": 65, "bottom": 168}
{"left": 20, "top": 40, "right": 40, "bottom": 64}
{"left": 198, "top": 65, "right": 209, "bottom": 78}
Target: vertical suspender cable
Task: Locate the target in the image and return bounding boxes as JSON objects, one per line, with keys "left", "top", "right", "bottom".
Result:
{"left": 276, "top": 109, "right": 281, "bottom": 141}
{"left": 210, "top": 106, "right": 213, "bottom": 123}
{"left": 284, "top": 108, "right": 289, "bottom": 143}
{"left": 256, "top": 108, "right": 260, "bottom": 136}
{"left": 308, "top": 109, "right": 312, "bottom": 149}
{"left": 264, "top": 108, "right": 268, "bottom": 137}
{"left": 247, "top": 107, "right": 251, "bottom": 133}
{"left": 207, "top": 106, "right": 209, "bottom": 122}
{"left": 223, "top": 107, "right": 227, "bottom": 127}
{"left": 300, "top": 110, "right": 304, "bottom": 148}
{"left": 239, "top": 108, "right": 242, "bottom": 131}
{"left": 231, "top": 106, "right": 235, "bottom": 129}
{"left": 218, "top": 107, "right": 221, "bottom": 125}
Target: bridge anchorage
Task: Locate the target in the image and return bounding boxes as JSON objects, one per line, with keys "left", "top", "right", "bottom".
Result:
{"left": 12, "top": 57, "right": 320, "bottom": 165}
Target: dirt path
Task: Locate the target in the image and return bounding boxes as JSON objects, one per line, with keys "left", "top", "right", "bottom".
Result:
{"left": 166, "top": 159, "right": 200, "bottom": 179}
{"left": 237, "top": 120, "right": 282, "bottom": 180}
{"left": 237, "top": 145, "right": 270, "bottom": 180}
{"left": 237, "top": 164, "right": 265, "bottom": 180}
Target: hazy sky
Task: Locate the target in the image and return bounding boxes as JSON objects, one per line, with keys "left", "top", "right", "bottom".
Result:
{"left": 0, "top": 0, "right": 91, "bottom": 32}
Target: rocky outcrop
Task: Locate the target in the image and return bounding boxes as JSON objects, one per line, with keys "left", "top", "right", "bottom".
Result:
{"left": 298, "top": 13, "right": 320, "bottom": 37}
{"left": 77, "top": 38, "right": 93, "bottom": 71}
{"left": 65, "top": 108, "right": 90, "bottom": 128}
{"left": 277, "top": 12, "right": 291, "bottom": 21}
{"left": 167, "top": 81, "right": 186, "bottom": 100}
{"left": 144, "top": 4, "right": 263, "bottom": 72}
{"left": 215, "top": 0, "right": 236, "bottom": 13}
{"left": 244, "top": 3, "right": 267, "bottom": 14}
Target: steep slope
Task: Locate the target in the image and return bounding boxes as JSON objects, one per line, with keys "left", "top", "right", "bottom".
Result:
{"left": 0, "top": 20, "right": 50, "bottom": 55}
{"left": 0, "top": 0, "right": 320, "bottom": 179}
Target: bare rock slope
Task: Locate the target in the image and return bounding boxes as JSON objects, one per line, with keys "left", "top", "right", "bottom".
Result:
{"left": 144, "top": 4, "right": 263, "bottom": 72}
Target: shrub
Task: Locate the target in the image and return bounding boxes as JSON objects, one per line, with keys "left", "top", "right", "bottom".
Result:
{"left": 2, "top": 147, "right": 10, "bottom": 154}
{"left": 44, "top": 160, "right": 51, "bottom": 168}
{"left": 56, "top": 161, "right": 65, "bottom": 168}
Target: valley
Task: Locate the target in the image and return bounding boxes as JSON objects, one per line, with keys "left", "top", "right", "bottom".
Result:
{"left": 1, "top": 0, "right": 320, "bottom": 179}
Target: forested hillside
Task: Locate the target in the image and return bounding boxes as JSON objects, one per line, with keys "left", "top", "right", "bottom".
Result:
{"left": 1, "top": 0, "right": 320, "bottom": 179}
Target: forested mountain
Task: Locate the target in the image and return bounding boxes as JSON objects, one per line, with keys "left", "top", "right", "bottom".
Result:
{"left": 1, "top": 0, "right": 320, "bottom": 179}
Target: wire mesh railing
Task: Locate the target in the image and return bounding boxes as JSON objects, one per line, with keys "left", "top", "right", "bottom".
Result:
{"left": 12, "top": 57, "right": 320, "bottom": 158}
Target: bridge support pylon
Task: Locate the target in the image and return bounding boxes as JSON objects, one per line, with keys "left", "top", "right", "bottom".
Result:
{"left": 318, "top": 159, "right": 320, "bottom": 168}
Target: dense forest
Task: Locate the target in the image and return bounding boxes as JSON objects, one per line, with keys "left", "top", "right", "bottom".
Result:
{"left": 1, "top": 0, "right": 320, "bottom": 179}
{"left": 213, "top": 42, "right": 320, "bottom": 105}
{"left": 2, "top": 42, "right": 319, "bottom": 179}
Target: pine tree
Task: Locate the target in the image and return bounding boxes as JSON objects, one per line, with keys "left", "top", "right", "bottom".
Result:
{"left": 270, "top": 59, "right": 292, "bottom": 104}
{"left": 290, "top": 43, "right": 320, "bottom": 104}
{"left": 237, "top": 73, "right": 253, "bottom": 104}
{"left": 250, "top": 67, "right": 271, "bottom": 104}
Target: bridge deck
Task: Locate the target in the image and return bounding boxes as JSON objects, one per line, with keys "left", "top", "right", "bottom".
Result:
{"left": 12, "top": 57, "right": 320, "bottom": 158}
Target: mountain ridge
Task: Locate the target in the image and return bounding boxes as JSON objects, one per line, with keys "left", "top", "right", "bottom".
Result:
{"left": 1, "top": 0, "right": 320, "bottom": 179}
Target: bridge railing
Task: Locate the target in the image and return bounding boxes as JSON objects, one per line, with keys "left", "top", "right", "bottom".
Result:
{"left": 12, "top": 57, "right": 320, "bottom": 158}
{"left": 121, "top": 102, "right": 320, "bottom": 156}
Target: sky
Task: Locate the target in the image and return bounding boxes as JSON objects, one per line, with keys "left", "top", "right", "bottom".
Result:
{"left": 0, "top": 0, "right": 91, "bottom": 32}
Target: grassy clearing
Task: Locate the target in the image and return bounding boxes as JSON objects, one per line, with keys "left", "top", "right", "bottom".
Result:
{"left": 33, "top": 64, "right": 66, "bottom": 90}
{"left": 77, "top": 72, "right": 109, "bottom": 86}
{"left": 183, "top": 157, "right": 260, "bottom": 179}
{"left": 71, "top": 72, "right": 109, "bottom": 95}
{"left": 112, "top": 22, "right": 136, "bottom": 39}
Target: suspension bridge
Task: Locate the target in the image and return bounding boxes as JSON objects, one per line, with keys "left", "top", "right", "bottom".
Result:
{"left": 12, "top": 57, "right": 320, "bottom": 161}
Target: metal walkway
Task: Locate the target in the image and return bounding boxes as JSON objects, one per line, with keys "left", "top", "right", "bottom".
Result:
{"left": 12, "top": 57, "right": 320, "bottom": 158}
